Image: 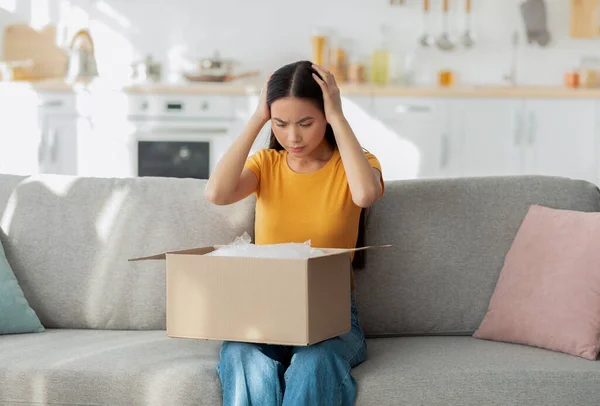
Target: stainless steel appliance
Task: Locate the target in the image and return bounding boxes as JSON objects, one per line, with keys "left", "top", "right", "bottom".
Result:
{"left": 127, "top": 94, "right": 235, "bottom": 179}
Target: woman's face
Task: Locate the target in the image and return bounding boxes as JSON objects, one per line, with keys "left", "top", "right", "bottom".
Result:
{"left": 270, "top": 97, "right": 328, "bottom": 156}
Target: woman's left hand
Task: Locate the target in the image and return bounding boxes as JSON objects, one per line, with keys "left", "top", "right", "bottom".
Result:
{"left": 312, "top": 64, "right": 344, "bottom": 123}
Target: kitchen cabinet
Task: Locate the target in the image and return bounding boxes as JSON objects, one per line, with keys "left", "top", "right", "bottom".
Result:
{"left": 451, "top": 99, "right": 524, "bottom": 177}
{"left": 0, "top": 111, "right": 78, "bottom": 177}
{"left": 36, "top": 93, "right": 80, "bottom": 176}
{"left": 3, "top": 87, "right": 599, "bottom": 186}
{"left": 370, "top": 97, "right": 455, "bottom": 180}
{"left": 232, "top": 95, "right": 271, "bottom": 155}
{"left": 520, "top": 99, "right": 598, "bottom": 184}
{"left": 452, "top": 98, "right": 598, "bottom": 184}
{"left": 0, "top": 130, "right": 39, "bottom": 176}
{"left": 38, "top": 115, "right": 79, "bottom": 175}
{"left": 0, "top": 89, "right": 46, "bottom": 175}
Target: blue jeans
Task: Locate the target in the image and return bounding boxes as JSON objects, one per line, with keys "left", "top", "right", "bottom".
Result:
{"left": 217, "top": 298, "right": 367, "bottom": 406}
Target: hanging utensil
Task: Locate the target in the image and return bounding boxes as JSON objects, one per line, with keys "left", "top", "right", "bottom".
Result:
{"left": 436, "top": 0, "right": 455, "bottom": 51}
{"left": 461, "top": 0, "right": 475, "bottom": 48}
{"left": 520, "top": 0, "right": 551, "bottom": 47}
{"left": 419, "top": 0, "right": 434, "bottom": 47}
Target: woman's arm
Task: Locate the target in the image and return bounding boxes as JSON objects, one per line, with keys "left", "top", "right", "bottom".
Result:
{"left": 329, "top": 116, "right": 382, "bottom": 207}
{"left": 204, "top": 76, "right": 271, "bottom": 205}
{"left": 312, "top": 65, "right": 382, "bottom": 208}
{"left": 204, "top": 114, "right": 265, "bottom": 205}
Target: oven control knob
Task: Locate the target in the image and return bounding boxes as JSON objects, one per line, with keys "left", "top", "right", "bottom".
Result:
{"left": 179, "top": 146, "right": 190, "bottom": 160}
{"left": 200, "top": 101, "right": 209, "bottom": 111}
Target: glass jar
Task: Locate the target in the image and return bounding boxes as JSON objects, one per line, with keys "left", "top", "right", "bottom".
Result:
{"left": 438, "top": 69, "right": 455, "bottom": 87}
{"left": 311, "top": 27, "right": 329, "bottom": 66}
{"left": 579, "top": 57, "right": 600, "bottom": 88}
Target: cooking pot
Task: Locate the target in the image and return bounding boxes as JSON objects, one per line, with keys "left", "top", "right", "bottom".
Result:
{"left": 184, "top": 50, "right": 257, "bottom": 82}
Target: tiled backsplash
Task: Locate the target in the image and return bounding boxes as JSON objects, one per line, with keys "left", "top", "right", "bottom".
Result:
{"left": 2, "top": 0, "right": 600, "bottom": 86}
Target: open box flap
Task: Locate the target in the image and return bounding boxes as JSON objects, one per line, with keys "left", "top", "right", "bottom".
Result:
{"left": 129, "top": 245, "right": 391, "bottom": 262}
{"left": 128, "top": 246, "right": 215, "bottom": 262}
{"left": 318, "top": 245, "right": 392, "bottom": 256}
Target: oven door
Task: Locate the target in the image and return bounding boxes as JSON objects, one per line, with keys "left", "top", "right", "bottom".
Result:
{"left": 130, "top": 119, "right": 233, "bottom": 179}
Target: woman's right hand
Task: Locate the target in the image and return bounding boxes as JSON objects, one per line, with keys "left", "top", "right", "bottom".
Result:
{"left": 253, "top": 74, "right": 271, "bottom": 123}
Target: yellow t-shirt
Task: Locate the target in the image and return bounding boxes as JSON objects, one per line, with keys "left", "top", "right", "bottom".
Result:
{"left": 244, "top": 147, "right": 383, "bottom": 260}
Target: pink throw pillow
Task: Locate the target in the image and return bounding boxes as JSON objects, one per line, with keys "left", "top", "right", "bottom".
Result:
{"left": 473, "top": 204, "right": 600, "bottom": 360}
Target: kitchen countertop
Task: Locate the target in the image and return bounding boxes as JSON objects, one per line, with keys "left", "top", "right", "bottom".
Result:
{"left": 4, "top": 79, "right": 600, "bottom": 98}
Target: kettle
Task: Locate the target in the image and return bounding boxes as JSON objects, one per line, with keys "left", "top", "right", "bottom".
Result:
{"left": 66, "top": 29, "right": 98, "bottom": 82}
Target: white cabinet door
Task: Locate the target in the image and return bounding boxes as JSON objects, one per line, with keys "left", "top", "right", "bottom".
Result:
{"left": 231, "top": 94, "right": 271, "bottom": 155}
{"left": 0, "top": 118, "right": 40, "bottom": 176}
{"left": 0, "top": 89, "right": 44, "bottom": 175}
{"left": 370, "top": 97, "right": 451, "bottom": 180}
{"left": 523, "top": 99, "right": 598, "bottom": 184}
{"left": 451, "top": 98, "right": 525, "bottom": 177}
{"left": 39, "top": 116, "right": 79, "bottom": 175}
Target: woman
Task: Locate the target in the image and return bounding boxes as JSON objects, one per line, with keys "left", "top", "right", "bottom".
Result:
{"left": 204, "top": 60, "right": 384, "bottom": 406}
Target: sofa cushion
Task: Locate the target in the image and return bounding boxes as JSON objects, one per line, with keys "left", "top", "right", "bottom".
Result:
{"left": 0, "top": 174, "right": 25, "bottom": 213}
{"left": 0, "top": 174, "right": 255, "bottom": 330}
{"left": 0, "top": 237, "right": 44, "bottom": 334}
{"left": 354, "top": 337, "right": 600, "bottom": 406}
{"left": 0, "top": 329, "right": 223, "bottom": 406}
{"left": 2, "top": 331, "right": 598, "bottom": 406}
{"left": 356, "top": 176, "right": 600, "bottom": 336}
{"left": 474, "top": 204, "right": 600, "bottom": 360}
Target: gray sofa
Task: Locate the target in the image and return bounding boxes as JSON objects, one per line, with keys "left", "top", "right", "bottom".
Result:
{"left": 1, "top": 173, "right": 599, "bottom": 406}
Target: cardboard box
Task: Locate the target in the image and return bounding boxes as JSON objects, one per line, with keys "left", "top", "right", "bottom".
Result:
{"left": 129, "top": 245, "right": 383, "bottom": 346}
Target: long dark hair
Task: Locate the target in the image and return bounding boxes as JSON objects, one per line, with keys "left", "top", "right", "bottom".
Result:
{"left": 266, "top": 60, "right": 369, "bottom": 269}
{"left": 266, "top": 61, "right": 335, "bottom": 150}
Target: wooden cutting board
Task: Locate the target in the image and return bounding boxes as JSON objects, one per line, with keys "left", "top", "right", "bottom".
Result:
{"left": 570, "top": 0, "right": 600, "bottom": 38}
{"left": 2, "top": 24, "right": 68, "bottom": 81}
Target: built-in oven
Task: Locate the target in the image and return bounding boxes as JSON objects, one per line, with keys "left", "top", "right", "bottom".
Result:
{"left": 127, "top": 94, "right": 236, "bottom": 180}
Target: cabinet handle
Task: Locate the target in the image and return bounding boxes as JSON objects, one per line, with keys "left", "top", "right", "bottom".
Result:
{"left": 394, "top": 104, "right": 431, "bottom": 114}
{"left": 39, "top": 100, "right": 64, "bottom": 108}
{"left": 528, "top": 112, "right": 536, "bottom": 145}
{"left": 38, "top": 128, "right": 57, "bottom": 168}
{"left": 440, "top": 133, "right": 450, "bottom": 168}
{"left": 49, "top": 129, "right": 58, "bottom": 164}
{"left": 514, "top": 110, "right": 523, "bottom": 145}
{"left": 38, "top": 131, "right": 48, "bottom": 165}
{"left": 141, "top": 127, "right": 229, "bottom": 135}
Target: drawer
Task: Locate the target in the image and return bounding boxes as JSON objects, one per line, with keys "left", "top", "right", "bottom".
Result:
{"left": 37, "top": 93, "right": 77, "bottom": 116}
{"left": 128, "top": 95, "right": 234, "bottom": 119}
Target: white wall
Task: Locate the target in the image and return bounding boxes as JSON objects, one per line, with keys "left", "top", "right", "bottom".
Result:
{"left": 2, "top": 0, "right": 600, "bottom": 86}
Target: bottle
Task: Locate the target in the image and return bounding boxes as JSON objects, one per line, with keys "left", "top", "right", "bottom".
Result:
{"left": 401, "top": 48, "right": 417, "bottom": 86}
{"left": 311, "top": 28, "right": 328, "bottom": 66}
{"left": 329, "top": 47, "right": 346, "bottom": 82}
{"left": 579, "top": 56, "right": 600, "bottom": 88}
{"left": 330, "top": 37, "right": 352, "bottom": 83}
{"left": 371, "top": 25, "right": 390, "bottom": 85}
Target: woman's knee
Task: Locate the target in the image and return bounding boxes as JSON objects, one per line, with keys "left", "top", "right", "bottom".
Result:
{"left": 284, "top": 342, "right": 357, "bottom": 403}
{"left": 290, "top": 341, "right": 348, "bottom": 373}
{"left": 219, "top": 341, "right": 257, "bottom": 365}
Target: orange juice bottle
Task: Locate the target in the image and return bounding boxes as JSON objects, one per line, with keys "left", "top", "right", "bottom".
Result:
{"left": 438, "top": 70, "right": 454, "bottom": 87}
{"left": 311, "top": 35, "right": 327, "bottom": 65}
